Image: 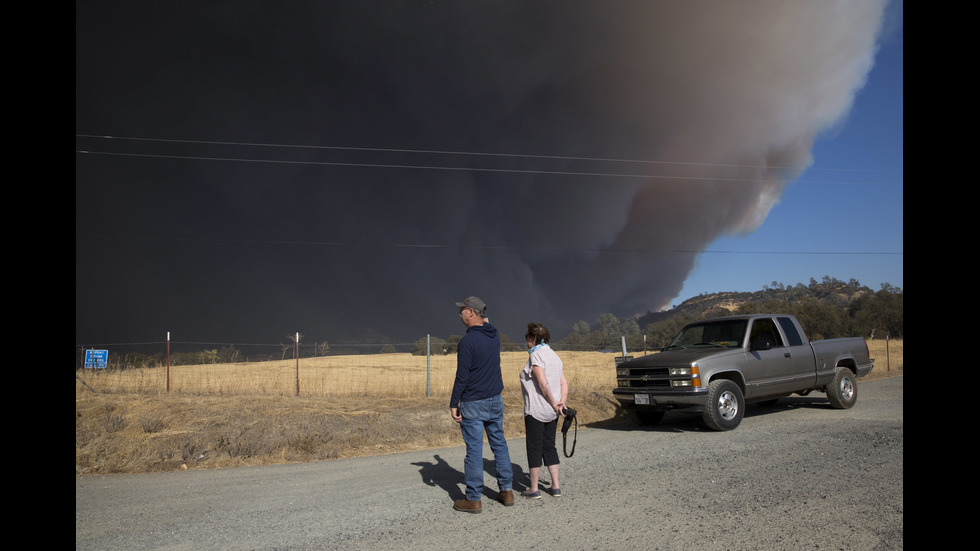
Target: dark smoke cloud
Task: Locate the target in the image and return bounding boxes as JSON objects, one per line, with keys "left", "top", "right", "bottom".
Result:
{"left": 75, "top": 1, "right": 890, "bottom": 344}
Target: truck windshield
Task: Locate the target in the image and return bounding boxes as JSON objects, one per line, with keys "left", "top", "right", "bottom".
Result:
{"left": 667, "top": 319, "right": 747, "bottom": 349}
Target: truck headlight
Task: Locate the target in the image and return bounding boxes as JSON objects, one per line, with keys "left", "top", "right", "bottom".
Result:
{"left": 617, "top": 368, "right": 630, "bottom": 377}
{"left": 669, "top": 365, "right": 701, "bottom": 388}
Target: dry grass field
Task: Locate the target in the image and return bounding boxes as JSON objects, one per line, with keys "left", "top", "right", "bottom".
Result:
{"left": 76, "top": 340, "right": 903, "bottom": 475}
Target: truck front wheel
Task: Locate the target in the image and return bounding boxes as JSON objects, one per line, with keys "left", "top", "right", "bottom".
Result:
{"left": 826, "top": 367, "right": 857, "bottom": 409}
{"left": 702, "top": 379, "right": 744, "bottom": 431}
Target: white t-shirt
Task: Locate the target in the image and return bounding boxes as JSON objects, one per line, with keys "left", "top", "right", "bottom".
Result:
{"left": 520, "top": 344, "right": 564, "bottom": 422}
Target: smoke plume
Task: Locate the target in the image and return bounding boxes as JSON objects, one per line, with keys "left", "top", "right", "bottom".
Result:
{"left": 75, "top": 1, "right": 891, "bottom": 342}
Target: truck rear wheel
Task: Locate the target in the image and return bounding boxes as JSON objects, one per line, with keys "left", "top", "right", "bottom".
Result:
{"left": 702, "top": 379, "right": 744, "bottom": 431}
{"left": 826, "top": 367, "right": 857, "bottom": 409}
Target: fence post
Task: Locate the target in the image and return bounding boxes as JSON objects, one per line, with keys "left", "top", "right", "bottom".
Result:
{"left": 166, "top": 332, "right": 171, "bottom": 392}
{"left": 426, "top": 334, "right": 431, "bottom": 398}
{"left": 886, "top": 335, "right": 890, "bottom": 372}
{"left": 295, "top": 332, "right": 300, "bottom": 396}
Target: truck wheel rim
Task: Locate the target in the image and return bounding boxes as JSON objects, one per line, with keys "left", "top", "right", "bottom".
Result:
{"left": 839, "top": 377, "right": 854, "bottom": 400}
{"left": 718, "top": 391, "right": 738, "bottom": 420}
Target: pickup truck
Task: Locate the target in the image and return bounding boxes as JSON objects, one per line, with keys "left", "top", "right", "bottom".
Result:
{"left": 613, "top": 314, "right": 874, "bottom": 431}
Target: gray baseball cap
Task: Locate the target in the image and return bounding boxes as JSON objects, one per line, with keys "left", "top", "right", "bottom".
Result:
{"left": 455, "top": 296, "right": 487, "bottom": 315}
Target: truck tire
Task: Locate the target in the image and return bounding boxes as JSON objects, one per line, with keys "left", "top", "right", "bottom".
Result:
{"left": 826, "top": 367, "right": 857, "bottom": 409}
{"left": 627, "top": 409, "right": 665, "bottom": 426}
{"left": 702, "top": 379, "right": 744, "bottom": 431}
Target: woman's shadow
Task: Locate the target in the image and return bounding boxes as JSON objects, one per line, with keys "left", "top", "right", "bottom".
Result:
{"left": 411, "top": 454, "right": 527, "bottom": 501}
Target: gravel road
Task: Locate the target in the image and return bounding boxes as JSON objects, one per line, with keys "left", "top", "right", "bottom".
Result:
{"left": 76, "top": 376, "right": 903, "bottom": 550}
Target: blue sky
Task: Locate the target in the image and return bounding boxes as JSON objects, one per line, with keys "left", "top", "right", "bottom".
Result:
{"left": 676, "top": 13, "right": 903, "bottom": 305}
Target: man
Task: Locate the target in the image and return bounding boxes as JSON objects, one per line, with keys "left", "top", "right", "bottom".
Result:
{"left": 450, "top": 296, "right": 515, "bottom": 513}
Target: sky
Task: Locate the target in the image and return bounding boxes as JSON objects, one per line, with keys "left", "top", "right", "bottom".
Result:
{"left": 76, "top": 1, "right": 903, "bottom": 347}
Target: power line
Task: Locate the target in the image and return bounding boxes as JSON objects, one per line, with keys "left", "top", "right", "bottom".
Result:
{"left": 74, "top": 134, "right": 902, "bottom": 256}
{"left": 75, "top": 133, "right": 903, "bottom": 173}
{"left": 75, "top": 232, "right": 902, "bottom": 256}
{"left": 75, "top": 149, "right": 722, "bottom": 181}
{"left": 75, "top": 134, "right": 903, "bottom": 185}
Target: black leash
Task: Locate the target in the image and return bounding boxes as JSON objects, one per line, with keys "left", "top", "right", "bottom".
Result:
{"left": 561, "top": 407, "right": 577, "bottom": 458}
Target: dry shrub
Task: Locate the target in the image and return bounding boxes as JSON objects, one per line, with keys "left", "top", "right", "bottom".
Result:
{"left": 98, "top": 403, "right": 127, "bottom": 433}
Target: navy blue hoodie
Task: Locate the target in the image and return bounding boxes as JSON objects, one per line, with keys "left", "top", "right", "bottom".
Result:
{"left": 449, "top": 322, "right": 503, "bottom": 408}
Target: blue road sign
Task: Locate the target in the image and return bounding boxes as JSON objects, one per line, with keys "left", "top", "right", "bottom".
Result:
{"left": 84, "top": 349, "right": 109, "bottom": 369}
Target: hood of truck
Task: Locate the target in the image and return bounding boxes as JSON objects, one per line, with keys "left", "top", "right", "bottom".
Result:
{"left": 621, "top": 346, "right": 741, "bottom": 367}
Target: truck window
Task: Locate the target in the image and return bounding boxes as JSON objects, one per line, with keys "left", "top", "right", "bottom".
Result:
{"left": 668, "top": 319, "right": 747, "bottom": 349}
{"left": 777, "top": 317, "right": 804, "bottom": 346}
{"left": 749, "top": 318, "right": 784, "bottom": 348}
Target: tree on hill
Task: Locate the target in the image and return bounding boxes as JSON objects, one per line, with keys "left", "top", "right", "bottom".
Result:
{"left": 411, "top": 336, "right": 447, "bottom": 356}
{"left": 500, "top": 333, "right": 522, "bottom": 352}
{"left": 849, "top": 284, "right": 903, "bottom": 339}
{"left": 558, "top": 278, "right": 902, "bottom": 351}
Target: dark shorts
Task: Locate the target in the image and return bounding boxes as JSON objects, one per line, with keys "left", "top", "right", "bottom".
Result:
{"left": 524, "top": 414, "right": 559, "bottom": 469}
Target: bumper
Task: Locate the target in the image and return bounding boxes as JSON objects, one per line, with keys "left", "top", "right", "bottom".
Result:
{"left": 857, "top": 359, "right": 875, "bottom": 378}
{"left": 613, "top": 388, "right": 709, "bottom": 410}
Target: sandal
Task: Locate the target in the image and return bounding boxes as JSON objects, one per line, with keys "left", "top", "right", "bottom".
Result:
{"left": 550, "top": 488, "right": 562, "bottom": 497}
{"left": 521, "top": 490, "right": 541, "bottom": 499}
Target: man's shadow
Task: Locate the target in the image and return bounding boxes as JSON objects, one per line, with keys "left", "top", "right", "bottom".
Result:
{"left": 411, "top": 454, "right": 528, "bottom": 501}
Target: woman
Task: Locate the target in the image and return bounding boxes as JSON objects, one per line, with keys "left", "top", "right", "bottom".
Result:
{"left": 519, "top": 322, "right": 569, "bottom": 498}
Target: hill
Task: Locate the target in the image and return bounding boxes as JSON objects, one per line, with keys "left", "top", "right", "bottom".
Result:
{"left": 638, "top": 276, "right": 876, "bottom": 327}
{"left": 556, "top": 276, "right": 902, "bottom": 351}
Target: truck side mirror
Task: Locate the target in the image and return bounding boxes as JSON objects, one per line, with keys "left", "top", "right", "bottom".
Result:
{"left": 750, "top": 338, "right": 772, "bottom": 351}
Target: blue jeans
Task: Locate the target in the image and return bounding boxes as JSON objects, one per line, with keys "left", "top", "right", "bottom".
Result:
{"left": 458, "top": 394, "right": 513, "bottom": 501}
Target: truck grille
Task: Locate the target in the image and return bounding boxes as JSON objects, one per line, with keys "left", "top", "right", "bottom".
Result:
{"left": 619, "top": 367, "right": 672, "bottom": 388}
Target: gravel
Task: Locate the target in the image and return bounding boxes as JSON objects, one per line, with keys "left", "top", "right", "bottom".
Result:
{"left": 76, "top": 376, "right": 903, "bottom": 550}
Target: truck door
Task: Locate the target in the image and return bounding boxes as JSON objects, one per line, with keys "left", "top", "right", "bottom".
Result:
{"left": 777, "top": 316, "right": 817, "bottom": 388}
{"left": 745, "top": 317, "right": 797, "bottom": 398}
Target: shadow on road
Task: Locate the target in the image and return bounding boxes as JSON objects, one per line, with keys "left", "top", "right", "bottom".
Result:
{"left": 410, "top": 454, "right": 529, "bottom": 501}
{"left": 593, "top": 395, "right": 834, "bottom": 433}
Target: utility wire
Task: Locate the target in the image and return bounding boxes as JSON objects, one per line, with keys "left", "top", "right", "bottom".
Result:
{"left": 75, "top": 134, "right": 903, "bottom": 185}
{"left": 76, "top": 133, "right": 904, "bottom": 173}
{"left": 74, "top": 133, "right": 902, "bottom": 255}
{"left": 76, "top": 232, "right": 902, "bottom": 256}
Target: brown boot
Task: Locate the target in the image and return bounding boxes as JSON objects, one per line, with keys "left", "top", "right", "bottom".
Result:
{"left": 498, "top": 490, "right": 515, "bottom": 507}
{"left": 453, "top": 498, "right": 482, "bottom": 514}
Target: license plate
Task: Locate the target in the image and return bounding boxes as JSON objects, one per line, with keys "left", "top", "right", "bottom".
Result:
{"left": 635, "top": 394, "right": 650, "bottom": 405}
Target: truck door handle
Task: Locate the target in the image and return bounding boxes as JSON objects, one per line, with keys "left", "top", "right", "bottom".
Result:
{"left": 784, "top": 353, "right": 791, "bottom": 358}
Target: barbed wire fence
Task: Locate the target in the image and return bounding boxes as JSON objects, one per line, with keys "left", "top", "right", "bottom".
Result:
{"left": 74, "top": 334, "right": 625, "bottom": 398}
